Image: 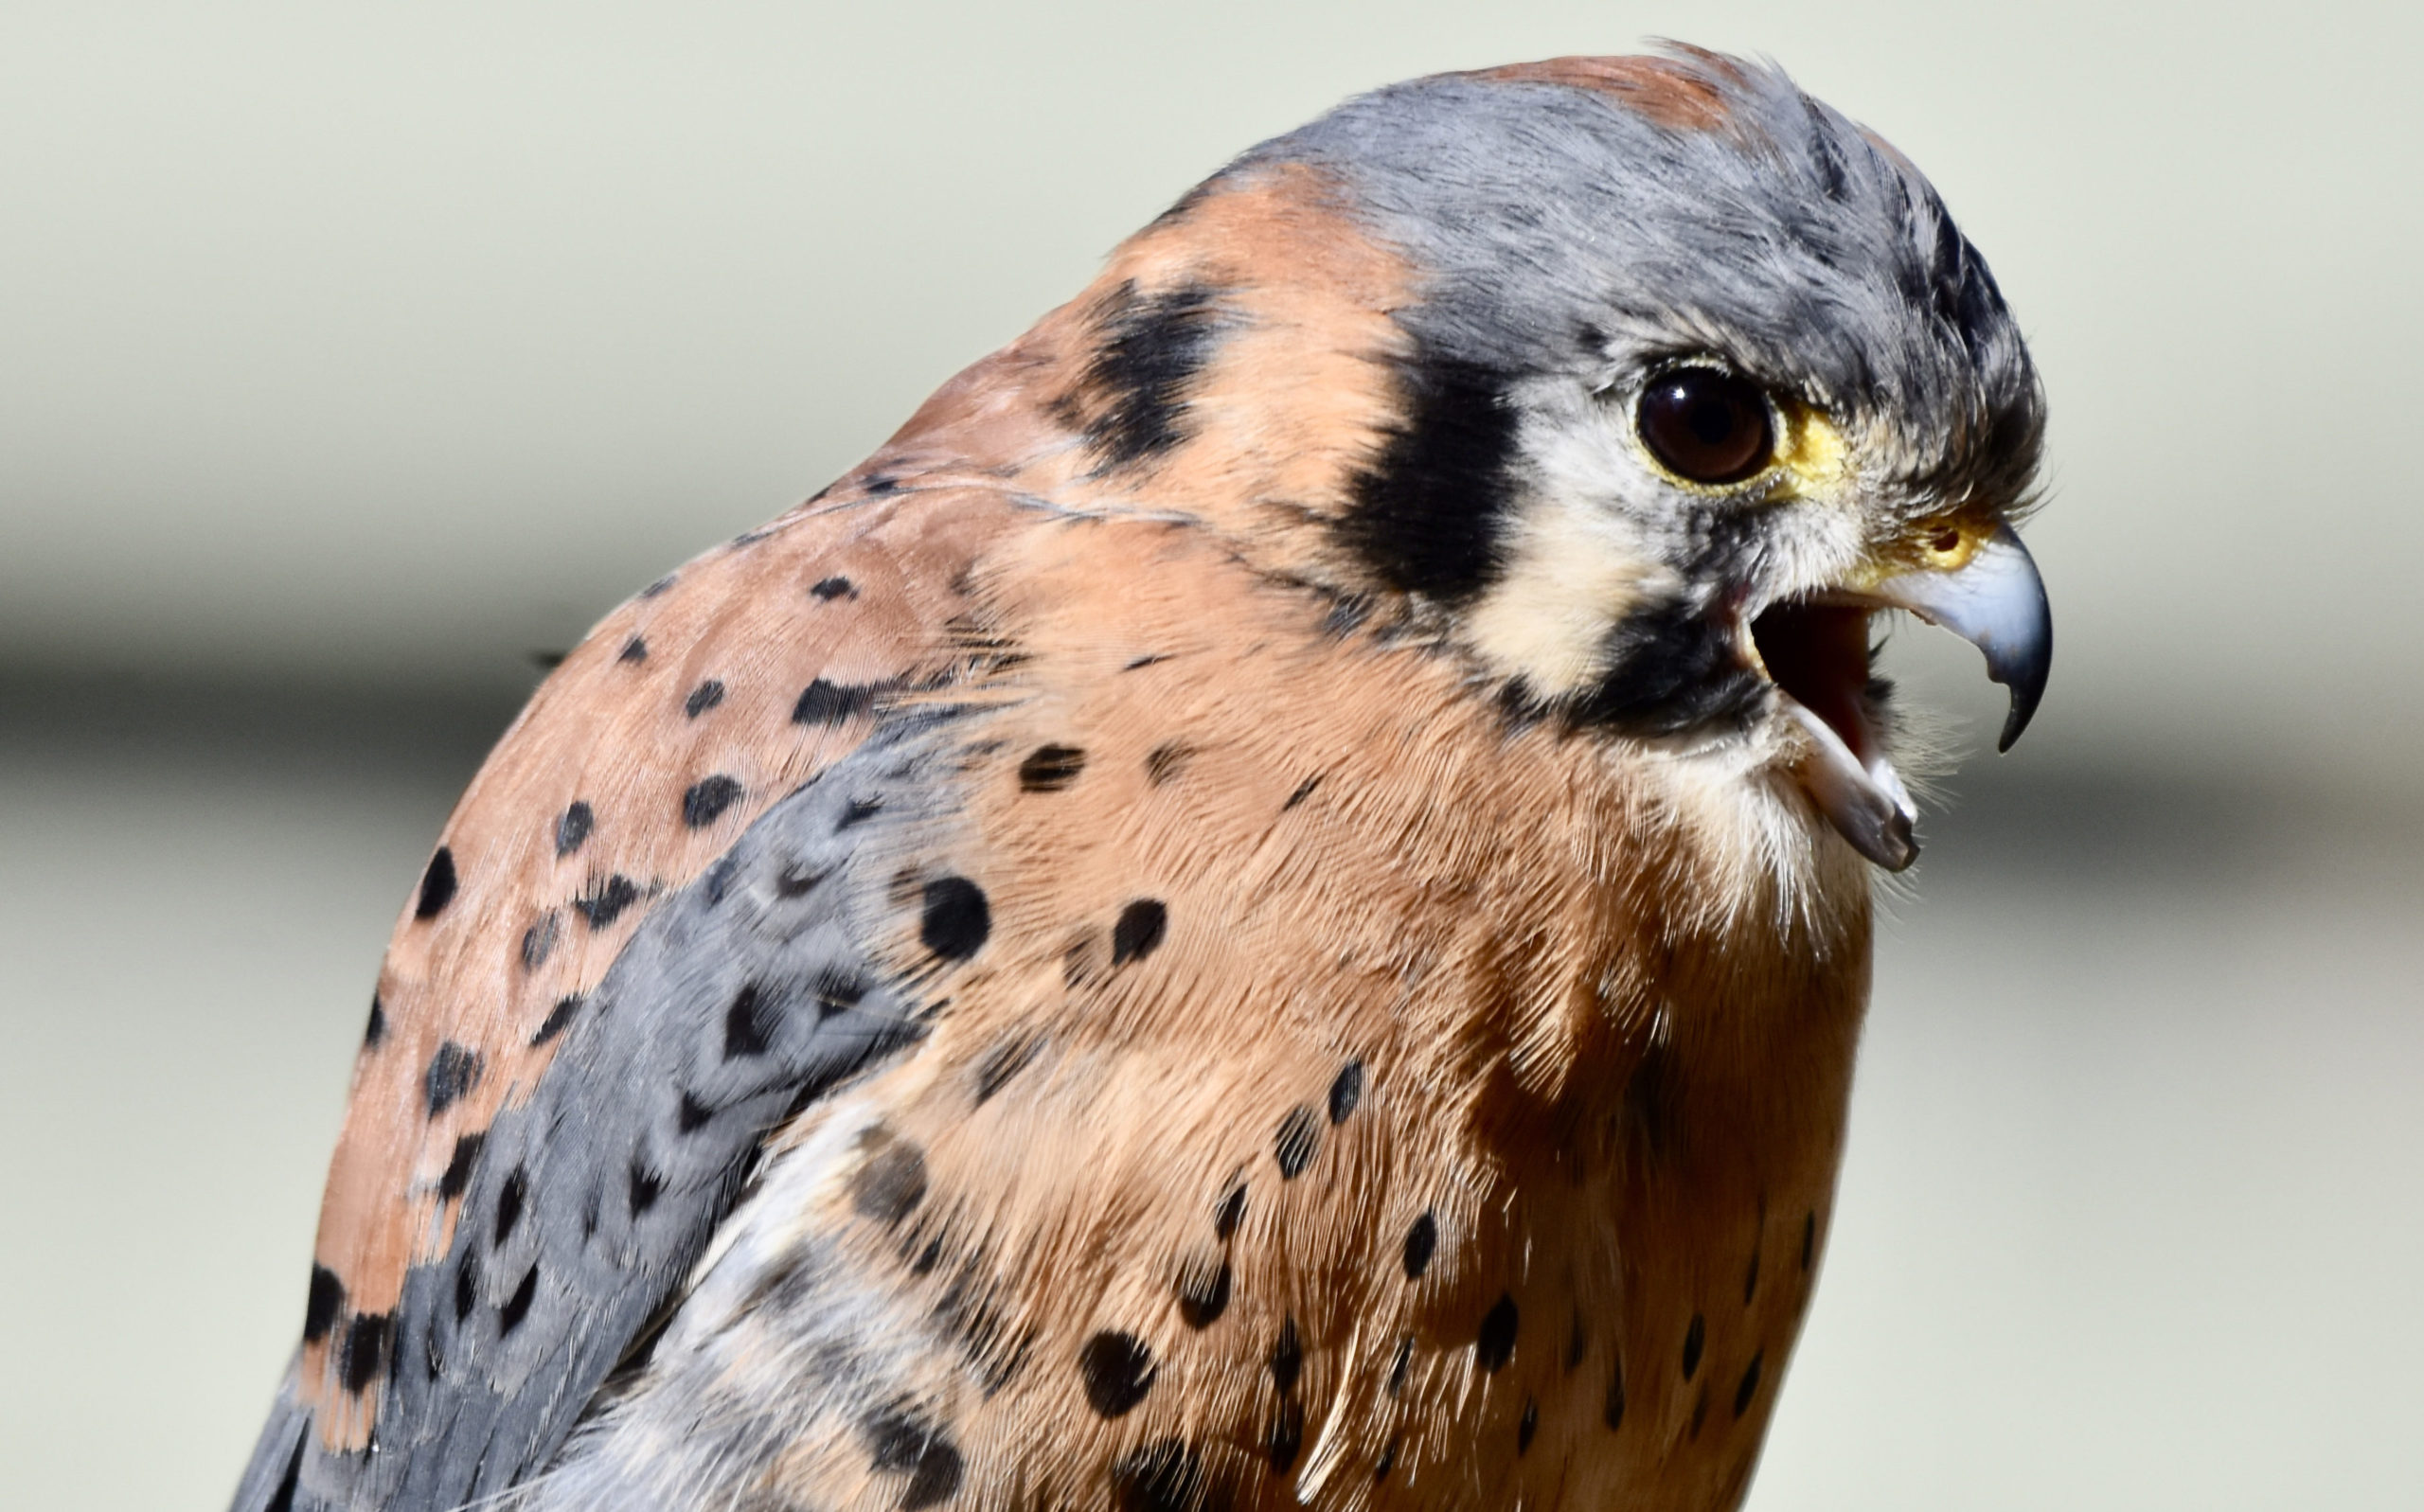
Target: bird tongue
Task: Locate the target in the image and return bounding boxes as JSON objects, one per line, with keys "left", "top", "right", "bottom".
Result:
{"left": 1750, "top": 601, "right": 1918, "bottom": 870}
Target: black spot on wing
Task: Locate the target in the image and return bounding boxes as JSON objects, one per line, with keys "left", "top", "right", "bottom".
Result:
{"left": 722, "top": 984, "right": 774, "bottom": 1058}
{"left": 303, "top": 1265, "right": 344, "bottom": 1343}
{"left": 683, "top": 775, "right": 744, "bottom": 828}
{"left": 1683, "top": 1312, "right": 1706, "bottom": 1379}
{"left": 575, "top": 875, "right": 641, "bottom": 929}
{"left": 685, "top": 679, "right": 726, "bottom": 719}
{"left": 793, "top": 678, "right": 882, "bottom": 724}
{"left": 617, "top": 636, "right": 649, "bottom": 664}
{"left": 340, "top": 1311, "right": 392, "bottom": 1393}
{"left": 1339, "top": 356, "right": 1517, "bottom": 602}
{"left": 1214, "top": 1180, "right": 1247, "bottom": 1239}
{"left": 363, "top": 993, "right": 385, "bottom": 1049}
{"left": 437, "top": 1132, "right": 486, "bottom": 1201}
{"left": 1735, "top": 1350, "right": 1764, "bottom": 1417}
{"left": 531, "top": 994, "right": 583, "bottom": 1045}
{"left": 811, "top": 575, "right": 856, "bottom": 601}
{"left": 415, "top": 846, "right": 458, "bottom": 919}
{"left": 519, "top": 911, "right": 561, "bottom": 971}
{"left": 1111, "top": 1439, "right": 1221, "bottom": 1512}
{"left": 555, "top": 801, "right": 595, "bottom": 857}
{"left": 1268, "top": 1316, "right": 1303, "bottom": 1394}
{"left": 424, "top": 1042, "right": 483, "bottom": 1116}
{"left": 1063, "top": 280, "right": 1227, "bottom": 469}
{"left": 498, "top": 1265, "right": 538, "bottom": 1336}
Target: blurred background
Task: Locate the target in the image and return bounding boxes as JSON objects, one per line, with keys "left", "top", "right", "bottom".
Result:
{"left": 3, "top": 1, "right": 2418, "bottom": 1506}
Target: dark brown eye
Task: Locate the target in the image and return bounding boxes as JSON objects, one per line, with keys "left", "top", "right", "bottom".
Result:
{"left": 1635, "top": 367, "right": 1774, "bottom": 484}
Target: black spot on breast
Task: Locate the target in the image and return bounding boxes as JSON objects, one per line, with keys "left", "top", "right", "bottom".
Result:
{"left": 424, "top": 1042, "right": 483, "bottom": 1117}
{"left": 618, "top": 635, "right": 648, "bottom": 664}
{"left": 339, "top": 1311, "right": 391, "bottom": 1393}
{"left": 1145, "top": 741, "right": 1195, "bottom": 785}
{"left": 555, "top": 801, "right": 595, "bottom": 857}
{"left": 1476, "top": 1293, "right": 1519, "bottom": 1373}
{"left": 1561, "top": 596, "right": 1767, "bottom": 738}
{"left": 1079, "top": 1329, "right": 1157, "bottom": 1418}
{"left": 1328, "top": 1060, "right": 1363, "bottom": 1123}
{"left": 1402, "top": 1211, "right": 1437, "bottom": 1279}
{"left": 1605, "top": 1352, "right": 1628, "bottom": 1431}
{"left": 1269, "top": 1316, "right": 1303, "bottom": 1394}
{"left": 723, "top": 984, "right": 775, "bottom": 1058}
{"left": 1112, "top": 899, "right": 1167, "bottom": 965}
{"left": 1373, "top": 1442, "right": 1398, "bottom": 1483}
{"left": 683, "top": 774, "right": 743, "bottom": 828}
{"left": 793, "top": 678, "right": 882, "bottom": 724}
{"left": 1682, "top": 1313, "right": 1705, "bottom": 1380}
{"left": 1802, "top": 1210, "right": 1817, "bottom": 1272}
{"left": 1734, "top": 1350, "right": 1764, "bottom": 1417}
{"left": 575, "top": 874, "right": 641, "bottom": 929}
{"left": 1111, "top": 1439, "right": 1219, "bottom": 1512}
{"left": 303, "top": 1266, "right": 344, "bottom": 1343}
{"left": 453, "top": 1253, "right": 478, "bottom": 1324}
{"left": 519, "top": 911, "right": 561, "bottom": 971}
{"left": 363, "top": 993, "right": 385, "bottom": 1050}
{"left": 1267, "top": 1399, "right": 1305, "bottom": 1471}
{"left": 685, "top": 679, "right": 726, "bottom": 718}
{"left": 437, "top": 1132, "right": 486, "bottom": 1201}
{"left": 1123, "top": 652, "right": 1170, "bottom": 671}
{"left": 1273, "top": 1106, "right": 1321, "bottom": 1179}
{"left": 1282, "top": 775, "right": 1321, "bottom": 810}
{"left": 1518, "top": 1397, "right": 1539, "bottom": 1454}
{"left": 865, "top": 1409, "right": 964, "bottom": 1510}
{"left": 974, "top": 1034, "right": 1041, "bottom": 1104}
{"left": 921, "top": 876, "right": 990, "bottom": 959}
{"left": 1339, "top": 356, "right": 1517, "bottom": 602}
{"left": 1214, "top": 1180, "right": 1247, "bottom": 1239}
{"left": 1064, "top": 279, "right": 1226, "bottom": 470}
{"left": 495, "top": 1167, "right": 527, "bottom": 1245}
{"left": 1177, "top": 1257, "right": 1231, "bottom": 1328}
{"left": 415, "top": 846, "right": 458, "bottom": 919}
{"left": 498, "top": 1265, "right": 538, "bottom": 1336}
{"left": 1019, "top": 744, "right": 1086, "bottom": 792}
{"left": 628, "top": 1160, "right": 662, "bottom": 1217}
{"left": 531, "top": 994, "right": 583, "bottom": 1045}
{"left": 811, "top": 575, "right": 855, "bottom": 601}
{"left": 1386, "top": 1335, "right": 1412, "bottom": 1396}
{"left": 851, "top": 1135, "right": 929, "bottom": 1225}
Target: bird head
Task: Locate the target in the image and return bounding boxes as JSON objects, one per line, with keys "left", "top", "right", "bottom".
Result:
{"left": 928, "top": 48, "right": 2049, "bottom": 871}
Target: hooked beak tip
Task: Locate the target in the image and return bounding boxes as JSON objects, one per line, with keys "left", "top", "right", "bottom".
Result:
{"left": 1877, "top": 523, "right": 2053, "bottom": 756}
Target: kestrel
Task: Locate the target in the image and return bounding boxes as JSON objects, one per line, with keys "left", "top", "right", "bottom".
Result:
{"left": 231, "top": 48, "right": 2050, "bottom": 1512}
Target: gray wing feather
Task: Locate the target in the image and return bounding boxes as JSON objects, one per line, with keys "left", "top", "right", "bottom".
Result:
{"left": 235, "top": 715, "right": 969, "bottom": 1512}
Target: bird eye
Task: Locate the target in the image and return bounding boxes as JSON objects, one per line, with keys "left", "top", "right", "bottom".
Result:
{"left": 1635, "top": 366, "right": 1775, "bottom": 485}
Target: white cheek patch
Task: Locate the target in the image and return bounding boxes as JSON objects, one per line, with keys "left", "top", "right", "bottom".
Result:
{"left": 1463, "top": 490, "right": 1664, "bottom": 694}
{"left": 1462, "top": 381, "right": 1679, "bottom": 696}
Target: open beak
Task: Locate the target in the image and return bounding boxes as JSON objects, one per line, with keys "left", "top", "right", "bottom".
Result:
{"left": 1748, "top": 524, "right": 2053, "bottom": 871}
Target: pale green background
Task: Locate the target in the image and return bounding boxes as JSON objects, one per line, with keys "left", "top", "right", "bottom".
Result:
{"left": 3, "top": 2, "right": 2418, "bottom": 1508}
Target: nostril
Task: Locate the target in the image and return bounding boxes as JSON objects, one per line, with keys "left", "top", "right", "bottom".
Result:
{"left": 1929, "top": 527, "right": 1962, "bottom": 555}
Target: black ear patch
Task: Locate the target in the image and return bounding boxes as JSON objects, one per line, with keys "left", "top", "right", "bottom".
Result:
{"left": 1338, "top": 356, "right": 1518, "bottom": 603}
{"left": 1060, "top": 280, "right": 1228, "bottom": 470}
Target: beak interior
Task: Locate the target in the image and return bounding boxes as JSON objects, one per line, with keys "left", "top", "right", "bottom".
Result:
{"left": 1749, "top": 600, "right": 1875, "bottom": 758}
